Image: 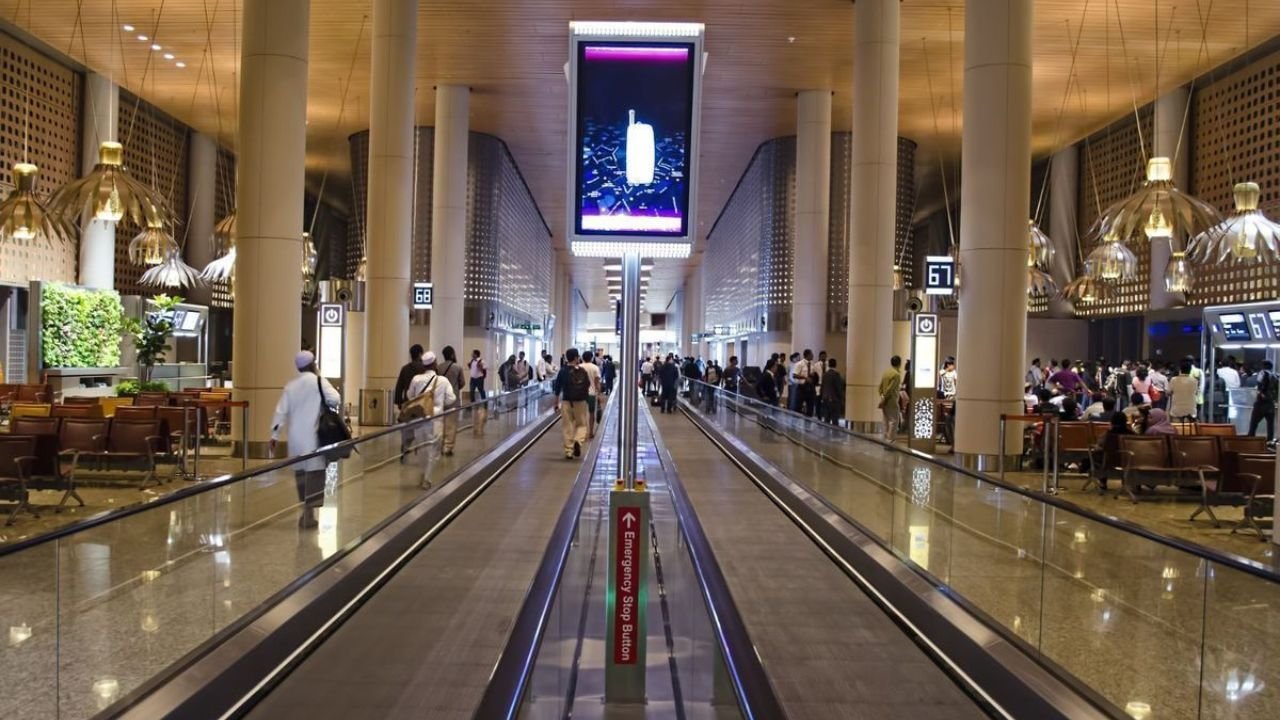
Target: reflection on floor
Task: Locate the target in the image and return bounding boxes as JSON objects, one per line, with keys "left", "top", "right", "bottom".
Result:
{"left": 910, "top": 441, "right": 1274, "bottom": 567}
{"left": 688, "top": 398, "right": 1278, "bottom": 720}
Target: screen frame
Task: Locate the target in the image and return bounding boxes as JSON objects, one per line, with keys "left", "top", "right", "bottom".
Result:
{"left": 566, "top": 24, "right": 704, "bottom": 254}
{"left": 1219, "top": 312, "right": 1252, "bottom": 341}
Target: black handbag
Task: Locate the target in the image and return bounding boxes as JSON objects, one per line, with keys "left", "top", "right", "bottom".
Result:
{"left": 315, "top": 376, "right": 353, "bottom": 460}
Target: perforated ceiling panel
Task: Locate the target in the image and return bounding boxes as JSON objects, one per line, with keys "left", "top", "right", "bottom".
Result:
{"left": 1073, "top": 108, "right": 1153, "bottom": 318}
{"left": 1188, "top": 50, "right": 1280, "bottom": 306}
{"left": 115, "top": 91, "right": 189, "bottom": 296}
{"left": 0, "top": 33, "right": 80, "bottom": 285}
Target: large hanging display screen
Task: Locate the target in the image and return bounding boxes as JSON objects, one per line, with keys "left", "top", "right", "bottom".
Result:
{"left": 567, "top": 23, "right": 703, "bottom": 257}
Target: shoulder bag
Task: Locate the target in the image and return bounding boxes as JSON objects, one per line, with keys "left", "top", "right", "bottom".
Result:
{"left": 315, "top": 376, "right": 353, "bottom": 460}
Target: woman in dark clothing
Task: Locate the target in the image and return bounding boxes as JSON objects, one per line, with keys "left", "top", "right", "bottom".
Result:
{"left": 1092, "top": 411, "right": 1133, "bottom": 493}
{"left": 758, "top": 358, "right": 780, "bottom": 406}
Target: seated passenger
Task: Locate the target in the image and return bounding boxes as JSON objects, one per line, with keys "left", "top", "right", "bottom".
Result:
{"left": 1082, "top": 394, "right": 1115, "bottom": 421}
{"left": 1143, "top": 408, "right": 1177, "bottom": 435}
{"left": 1059, "top": 396, "right": 1081, "bottom": 421}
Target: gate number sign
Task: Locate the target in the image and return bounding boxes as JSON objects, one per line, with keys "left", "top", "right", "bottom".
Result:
{"left": 924, "top": 255, "right": 956, "bottom": 296}
{"left": 412, "top": 282, "right": 433, "bottom": 310}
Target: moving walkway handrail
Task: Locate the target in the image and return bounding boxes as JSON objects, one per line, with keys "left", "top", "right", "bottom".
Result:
{"left": 685, "top": 379, "right": 1280, "bottom": 583}
{"left": 0, "top": 382, "right": 548, "bottom": 558}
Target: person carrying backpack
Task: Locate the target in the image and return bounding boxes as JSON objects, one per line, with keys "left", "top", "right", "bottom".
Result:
{"left": 468, "top": 349, "right": 488, "bottom": 402}
{"left": 404, "top": 351, "right": 457, "bottom": 489}
{"left": 553, "top": 348, "right": 591, "bottom": 459}
{"left": 703, "top": 362, "right": 720, "bottom": 413}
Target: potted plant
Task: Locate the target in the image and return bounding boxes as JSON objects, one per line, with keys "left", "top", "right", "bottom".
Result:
{"left": 124, "top": 294, "right": 184, "bottom": 384}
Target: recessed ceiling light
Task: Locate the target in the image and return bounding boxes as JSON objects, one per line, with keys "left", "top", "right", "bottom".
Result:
{"left": 175, "top": 62, "right": 186, "bottom": 68}
{"left": 163, "top": 53, "right": 175, "bottom": 60}
{"left": 137, "top": 34, "right": 149, "bottom": 42}
{"left": 122, "top": 24, "right": 135, "bottom": 32}
{"left": 151, "top": 44, "right": 162, "bottom": 51}
{"left": 788, "top": 36, "right": 796, "bottom": 43}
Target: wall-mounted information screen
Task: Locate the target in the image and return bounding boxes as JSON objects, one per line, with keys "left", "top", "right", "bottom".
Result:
{"left": 567, "top": 22, "right": 703, "bottom": 257}
{"left": 1220, "top": 313, "right": 1252, "bottom": 341}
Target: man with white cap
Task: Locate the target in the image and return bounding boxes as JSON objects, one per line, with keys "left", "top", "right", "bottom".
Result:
{"left": 270, "top": 351, "right": 341, "bottom": 529}
{"left": 406, "top": 350, "right": 457, "bottom": 488}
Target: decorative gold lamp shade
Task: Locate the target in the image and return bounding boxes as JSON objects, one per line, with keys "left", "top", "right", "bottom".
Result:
{"left": 201, "top": 210, "right": 237, "bottom": 283}
{"left": 141, "top": 249, "right": 205, "bottom": 289}
{"left": 128, "top": 211, "right": 178, "bottom": 266}
{"left": 302, "top": 231, "right": 318, "bottom": 279}
{"left": 1084, "top": 231, "right": 1139, "bottom": 281}
{"left": 1027, "top": 266, "right": 1057, "bottom": 297}
{"left": 1061, "top": 261, "right": 1115, "bottom": 304}
{"left": 1187, "top": 182, "right": 1280, "bottom": 265}
{"left": 1090, "top": 157, "right": 1221, "bottom": 244}
{"left": 1028, "top": 219, "right": 1056, "bottom": 268}
{"left": 891, "top": 264, "right": 904, "bottom": 291}
{"left": 0, "top": 162, "right": 75, "bottom": 244}
{"left": 48, "top": 142, "right": 173, "bottom": 226}
{"left": 1164, "top": 250, "right": 1194, "bottom": 293}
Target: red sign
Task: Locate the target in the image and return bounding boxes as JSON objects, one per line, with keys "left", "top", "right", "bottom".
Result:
{"left": 612, "top": 504, "right": 641, "bottom": 664}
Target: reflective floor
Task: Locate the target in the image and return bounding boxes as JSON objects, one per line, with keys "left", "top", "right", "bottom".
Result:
{"left": 0, "top": 396, "right": 551, "bottom": 720}
{"left": 686, "top": 394, "right": 1279, "bottom": 720}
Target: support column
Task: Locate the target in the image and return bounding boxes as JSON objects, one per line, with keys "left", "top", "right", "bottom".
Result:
{"left": 232, "top": 0, "right": 309, "bottom": 446}
{"left": 1150, "top": 87, "right": 1189, "bottom": 310}
{"left": 78, "top": 73, "right": 118, "bottom": 289}
{"left": 1047, "top": 144, "right": 1078, "bottom": 318}
{"left": 428, "top": 85, "right": 470, "bottom": 354}
{"left": 185, "top": 132, "right": 217, "bottom": 306}
{"left": 365, "top": 0, "right": 417, "bottom": 390}
{"left": 792, "top": 90, "right": 832, "bottom": 354}
{"left": 846, "top": 0, "right": 900, "bottom": 429}
{"left": 954, "top": 0, "right": 1034, "bottom": 463}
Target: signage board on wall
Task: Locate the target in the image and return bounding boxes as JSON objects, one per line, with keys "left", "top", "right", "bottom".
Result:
{"left": 567, "top": 22, "right": 705, "bottom": 258}
{"left": 923, "top": 255, "right": 956, "bottom": 296}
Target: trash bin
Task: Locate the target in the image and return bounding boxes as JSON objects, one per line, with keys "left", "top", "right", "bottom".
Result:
{"left": 359, "top": 388, "right": 395, "bottom": 426}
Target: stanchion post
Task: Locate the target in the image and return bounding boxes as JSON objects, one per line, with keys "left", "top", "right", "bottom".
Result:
{"left": 999, "top": 415, "right": 1007, "bottom": 481}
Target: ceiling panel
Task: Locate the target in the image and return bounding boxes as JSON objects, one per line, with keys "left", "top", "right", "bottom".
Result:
{"left": 4, "top": 0, "right": 1279, "bottom": 314}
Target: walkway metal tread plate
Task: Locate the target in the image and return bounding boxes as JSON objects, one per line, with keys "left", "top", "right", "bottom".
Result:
{"left": 246, "top": 429, "right": 578, "bottom": 719}
{"left": 653, "top": 411, "right": 986, "bottom": 720}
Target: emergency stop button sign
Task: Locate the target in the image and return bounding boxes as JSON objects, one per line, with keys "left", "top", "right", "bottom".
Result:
{"left": 613, "top": 505, "right": 640, "bottom": 664}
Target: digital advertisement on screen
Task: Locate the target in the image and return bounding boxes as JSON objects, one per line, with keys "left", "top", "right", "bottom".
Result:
{"left": 574, "top": 41, "right": 696, "bottom": 238}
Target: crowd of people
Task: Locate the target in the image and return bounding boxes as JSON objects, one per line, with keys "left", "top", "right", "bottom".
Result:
{"left": 1022, "top": 355, "right": 1276, "bottom": 443}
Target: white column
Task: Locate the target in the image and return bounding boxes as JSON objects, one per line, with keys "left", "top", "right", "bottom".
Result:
{"left": 1150, "top": 87, "right": 1189, "bottom": 310}
{"left": 232, "top": 0, "right": 309, "bottom": 446}
{"left": 185, "top": 132, "right": 218, "bottom": 306}
{"left": 364, "top": 0, "right": 417, "bottom": 390}
{"left": 793, "top": 90, "right": 832, "bottom": 354}
{"left": 954, "top": 0, "right": 1034, "bottom": 461}
{"left": 1047, "top": 144, "right": 1078, "bottom": 318}
{"left": 78, "top": 73, "right": 118, "bottom": 289}
{"left": 846, "top": 0, "right": 900, "bottom": 428}
{"left": 428, "top": 85, "right": 470, "bottom": 354}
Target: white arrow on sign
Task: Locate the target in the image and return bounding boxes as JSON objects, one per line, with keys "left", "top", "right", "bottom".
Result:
{"left": 621, "top": 510, "right": 637, "bottom": 528}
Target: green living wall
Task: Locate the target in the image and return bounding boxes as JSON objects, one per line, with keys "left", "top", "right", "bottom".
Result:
{"left": 41, "top": 283, "right": 126, "bottom": 368}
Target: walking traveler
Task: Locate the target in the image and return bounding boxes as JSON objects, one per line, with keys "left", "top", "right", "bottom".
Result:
{"left": 640, "top": 356, "right": 655, "bottom": 396}
{"left": 659, "top": 354, "right": 681, "bottom": 413}
{"left": 468, "top": 349, "right": 488, "bottom": 402}
{"left": 437, "top": 346, "right": 466, "bottom": 455}
{"left": 878, "top": 355, "right": 903, "bottom": 441}
{"left": 582, "top": 351, "right": 603, "bottom": 439}
{"left": 536, "top": 352, "right": 552, "bottom": 383}
{"left": 703, "top": 360, "right": 720, "bottom": 413}
{"left": 758, "top": 358, "right": 780, "bottom": 406}
{"left": 786, "top": 352, "right": 802, "bottom": 411}
{"left": 392, "top": 344, "right": 426, "bottom": 458}
{"left": 722, "top": 356, "right": 742, "bottom": 395}
{"left": 552, "top": 348, "right": 590, "bottom": 459}
{"left": 794, "top": 349, "right": 818, "bottom": 417}
{"left": 514, "top": 351, "right": 531, "bottom": 387}
{"left": 405, "top": 351, "right": 457, "bottom": 488}
{"left": 820, "top": 358, "right": 845, "bottom": 424}
{"left": 269, "top": 351, "right": 341, "bottom": 529}
{"left": 1248, "top": 360, "right": 1276, "bottom": 443}
{"left": 601, "top": 355, "right": 617, "bottom": 395}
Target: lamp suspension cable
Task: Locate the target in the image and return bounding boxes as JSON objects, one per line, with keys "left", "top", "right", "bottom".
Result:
{"left": 123, "top": 0, "right": 169, "bottom": 150}
{"left": 308, "top": 13, "right": 367, "bottom": 239}
{"left": 920, "top": 36, "right": 956, "bottom": 252}
{"left": 1035, "top": 7, "right": 1092, "bottom": 228}
{"left": 1113, "top": 0, "right": 1148, "bottom": 165}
